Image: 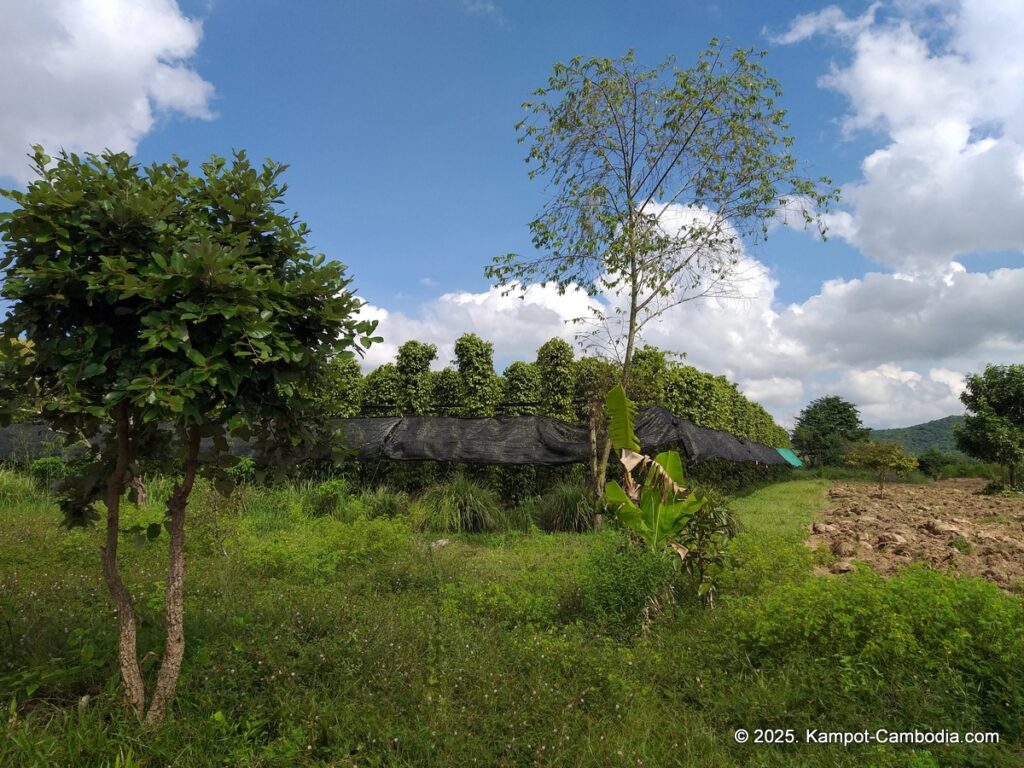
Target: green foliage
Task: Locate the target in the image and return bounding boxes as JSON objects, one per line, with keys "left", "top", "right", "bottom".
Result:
{"left": 396, "top": 340, "right": 437, "bottom": 415}
{"left": 733, "top": 567, "right": 1024, "bottom": 739}
{"left": 573, "top": 355, "right": 620, "bottom": 420}
{"left": 535, "top": 338, "right": 576, "bottom": 421}
{"left": 675, "top": 487, "right": 737, "bottom": 604}
{"left": 28, "top": 456, "right": 67, "bottom": 486}
{"left": 2, "top": 475, "right": 1023, "bottom": 766}
{"left": 454, "top": 333, "right": 500, "bottom": 417}
{"left": 226, "top": 456, "right": 256, "bottom": 484}
{"left": 577, "top": 533, "right": 675, "bottom": 636}
{"left": 605, "top": 385, "right": 707, "bottom": 552}
{"left": 626, "top": 346, "right": 668, "bottom": 406}
{"left": 428, "top": 367, "right": 462, "bottom": 415}
{"left": 415, "top": 473, "right": 504, "bottom": 533}
{"left": 534, "top": 480, "right": 593, "bottom": 532}
{"left": 871, "top": 415, "right": 966, "bottom": 456}
{"left": 308, "top": 478, "right": 351, "bottom": 518}
{"left": 313, "top": 354, "right": 364, "bottom": 418}
{"left": 792, "top": 395, "right": 870, "bottom": 467}
{"left": 0, "top": 147, "right": 379, "bottom": 526}
{"left": 845, "top": 440, "right": 918, "bottom": 489}
{"left": 361, "top": 363, "right": 402, "bottom": 416}
{"left": 955, "top": 364, "right": 1024, "bottom": 488}
{"left": 914, "top": 448, "right": 996, "bottom": 481}
{"left": 240, "top": 515, "right": 412, "bottom": 584}
{"left": 356, "top": 486, "right": 410, "bottom": 519}
{"left": 488, "top": 44, "right": 837, "bottom": 377}
{"left": 500, "top": 361, "right": 540, "bottom": 415}
{"left": 604, "top": 384, "right": 639, "bottom": 453}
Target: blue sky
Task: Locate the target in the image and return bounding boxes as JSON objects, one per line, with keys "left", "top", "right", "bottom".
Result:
{"left": 141, "top": 0, "right": 878, "bottom": 306}
{"left": 3, "top": 0, "right": 1024, "bottom": 428}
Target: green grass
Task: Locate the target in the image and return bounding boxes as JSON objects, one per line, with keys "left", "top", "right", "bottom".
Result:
{"left": 1, "top": 468, "right": 1022, "bottom": 767}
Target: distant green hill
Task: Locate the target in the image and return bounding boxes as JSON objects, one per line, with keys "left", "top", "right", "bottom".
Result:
{"left": 870, "top": 414, "right": 966, "bottom": 456}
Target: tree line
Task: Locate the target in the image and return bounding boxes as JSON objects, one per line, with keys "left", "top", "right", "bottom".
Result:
{"left": 316, "top": 335, "right": 792, "bottom": 448}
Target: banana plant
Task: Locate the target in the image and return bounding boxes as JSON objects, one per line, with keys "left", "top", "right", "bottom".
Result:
{"left": 604, "top": 384, "right": 706, "bottom": 552}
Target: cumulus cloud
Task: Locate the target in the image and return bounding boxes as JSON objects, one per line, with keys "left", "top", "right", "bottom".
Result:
{"left": 0, "top": 0, "right": 213, "bottom": 182}
{"left": 774, "top": 0, "right": 1024, "bottom": 272}
{"left": 361, "top": 255, "right": 1024, "bottom": 428}
{"left": 357, "top": 282, "right": 601, "bottom": 372}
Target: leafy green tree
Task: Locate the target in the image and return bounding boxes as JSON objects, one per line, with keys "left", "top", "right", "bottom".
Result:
{"left": 916, "top": 447, "right": 951, "bottom": 481}
{"left": 487, "top": 42, "right": 836, "bottom": 386}
{"left": 792, "top": 396, "right": 869, "bottom": 467}
{"left": 536, "top": 337, "right": 576, "bottom": 421}
{"left": 396, "top": 340, "right": 437, "bottom": 415}
{"left": 0, "top": 337, "right": 38, "bottom": 423}
{"left": 627, "top": 345, "right": 669, "bottom": 407}
{"left": 314, "top": 355, "right": 364, "bottom": 418}
{"left": 500, "top": 361, "right": 541, "bottom": 415}
{"left": 429, "top": 368, "right": 462, "bottom": 415}
{"left": 454, "top": 333, "right": 500, "bottom": 417}
{"left": 0, "top": 147, "right": 378, "bottom": 724}
{"left": 362, "top": 363, "right": 402, "bottom": 416}
{"left": 845, "top": 440, "right": 918, "bottom": 490}
{"left": 574, "top": 355, "right": 621, "bottom": 505}
{"left": 955, "top": 364, "right": 1024, "bottom": 488}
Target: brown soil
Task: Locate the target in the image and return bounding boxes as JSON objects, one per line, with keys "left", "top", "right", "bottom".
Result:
{"left": 807, "top": 478, "right": 1024, "bottom": 591}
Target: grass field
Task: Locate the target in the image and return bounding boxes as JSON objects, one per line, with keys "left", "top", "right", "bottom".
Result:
{"left": 1, "top": 469, "right": 1022, "bottom": 767}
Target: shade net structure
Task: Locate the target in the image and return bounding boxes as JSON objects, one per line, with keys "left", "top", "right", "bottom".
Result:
{"left": 0, "top": 408, "right": 790, "bottom": 467}
{"left": 329, "top": 406, "right": 789, "bottom": 467}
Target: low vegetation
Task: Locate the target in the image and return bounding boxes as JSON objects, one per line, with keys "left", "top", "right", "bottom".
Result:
{"left": 1, "top": 468, "right": 1021, "bottom": 767}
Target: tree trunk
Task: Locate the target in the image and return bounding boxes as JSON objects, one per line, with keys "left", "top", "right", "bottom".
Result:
{"left": 101, "top": 402, "right": 146, "bottom": 718}
{"left": 128, "top": 473, "right": 147, "bottom": 506}
{"left": 144, "top": 427, "right": 200, "bottom": 726}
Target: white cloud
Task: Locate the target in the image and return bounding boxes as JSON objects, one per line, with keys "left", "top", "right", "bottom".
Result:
{"left": 775, "top": 0, "right": 1024, "bottom": 272}
{"left": 357, "top": 282, "right": 600, "bottom": 372}
{"left": 767, "top": 3, "right": 880, "bottom": 45}
{"left": 0, "top": 0, "right": 213, "bottom": 182}
{"left": 360, "top": 255, "right": 1024, "bottom": 428}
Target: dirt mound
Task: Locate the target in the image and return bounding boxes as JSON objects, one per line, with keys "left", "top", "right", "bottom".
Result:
{"left": 807, "top": 479, "right": 1024, "bottom": 591}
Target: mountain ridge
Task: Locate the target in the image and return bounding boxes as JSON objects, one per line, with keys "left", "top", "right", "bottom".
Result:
{"left": 869, "top": 414, "right": 966, "bottom": 456}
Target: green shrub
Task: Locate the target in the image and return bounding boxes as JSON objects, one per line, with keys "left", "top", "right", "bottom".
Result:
{"left": 676, "top": 487, "right": 737, "bottom": 604}
{"left": 308, "top": 478, "right": 351, "bottom": 517}
{"left": 535, "top": 480, "right": 593, "bottom": 532}
{"left": 357, "top": 486, "right": 409, "bottom": 519}
{"left": 226, "top": 456, "right": 256, "bottom": 484}
{"left": 732, "top": 567, "right": 1024, "bottom": 739}
{"left": 27, "top": 456, "right": 67, "bottom": 486}
{"left": 578, "top": 532, "right": 675, "bottom": 636}
{"left": 415, "top": 473, "right": 503, "bottom": 533}
{"left": 239, "top": 516, "right": 412, "bottom": 583}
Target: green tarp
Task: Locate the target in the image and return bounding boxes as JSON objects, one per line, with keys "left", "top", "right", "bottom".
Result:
{"left": 775, "top": 447, "right": 802, "bottom": 467}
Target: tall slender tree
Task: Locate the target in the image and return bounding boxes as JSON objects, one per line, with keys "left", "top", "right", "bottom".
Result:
{"left": 488, "top": 42, "right": 836, "bottom": 385}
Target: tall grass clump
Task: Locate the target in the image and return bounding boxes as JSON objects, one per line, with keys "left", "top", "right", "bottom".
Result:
{"left": 415, "top": 473, "right": 503, "bottom": 533}
{"left": 358, "top": 486, "right": 410, "bottom": 519}
{"left": 535, "top": 480, "right": 593, "bottom": 532}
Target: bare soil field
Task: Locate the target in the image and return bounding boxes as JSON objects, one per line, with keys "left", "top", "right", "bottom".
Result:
{"left": 808, "top": 478, "right": 1024, "bottom": 591}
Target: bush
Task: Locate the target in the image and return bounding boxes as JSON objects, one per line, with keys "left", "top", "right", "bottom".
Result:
{"left": 415, "top": 473, "right": 503, "bottom": 533}
{"left": 308, "top": 478, "right": 352, "bottom": 518}
{"left": 226, "top": 456, "right": 256, "bottom": 484}
{"left": 731, "top": 567, "right": 1024, "bottom": 739}
{"left": 535, "top": 480, "right": 593, "bottom": 532}
{"left": 676, "top": 487, "right": 737, "bottom": 604}
{"left": 685, "top": 458, "right": 790, "bottom": 495}
{"left": 357, "top": 487, "right": 410, "bottom": 519}
{"left": 577, "top": 532, "right": 675, "bottom": 636}
{"left": 239, "top": 516, "right": 413, "bottom": 584}
{"left": 27, "top": 456, "right": 67, "bottom": 486}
